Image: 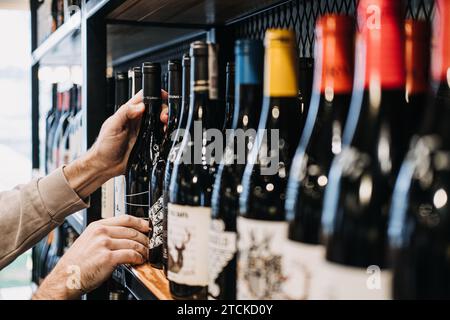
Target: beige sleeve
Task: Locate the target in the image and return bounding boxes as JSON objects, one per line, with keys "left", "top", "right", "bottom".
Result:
{"left": 0, "top": 167, "right": 89, "bottom": 270}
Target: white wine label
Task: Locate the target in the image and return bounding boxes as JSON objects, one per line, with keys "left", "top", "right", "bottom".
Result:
{"left": 237, "top": 217, "right": 288, "bottom": 300}
{"left": 149, "top": 196, "right": 164, "bottom": 249}
{"left": 114, "top": 175, "right": 125, "bottom": 216}
{"left": 168, "top": 203, "right": 210, "bottom": 286}
{"left": 101, "top": 178, "right": 115, "bottom": 219}
{"left": 208, "top": 219, "right": 237, "bottom": 298}
{"left": 319, "top": 261, "right": 392, "bottom": 300}
{"left": 282, "top": 240, "right": 326, "bottom": 300}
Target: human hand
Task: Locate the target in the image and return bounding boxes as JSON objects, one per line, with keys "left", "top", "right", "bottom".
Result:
{"left": 32, "top": 216, "right": 149, "bottom": 300}
{"left": 91, "top": 89, "right": 169, "bottom": 177}
{"left": 63, "top": 90, "right": 168, "bottom": 199}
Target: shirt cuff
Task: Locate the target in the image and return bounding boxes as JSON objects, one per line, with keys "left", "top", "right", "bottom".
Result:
{"left": 37, "top": 166, "right": 90, "bottom": 223}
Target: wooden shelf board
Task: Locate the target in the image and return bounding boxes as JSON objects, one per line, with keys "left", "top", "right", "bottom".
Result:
{"left": 131, "top": 264, "right": 172, "bottom": 300}
{"left": 113, "top": 263, "right": 172, "bottom": 300}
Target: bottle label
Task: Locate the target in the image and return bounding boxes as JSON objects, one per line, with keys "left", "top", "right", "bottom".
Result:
{"left": 208, "top": 219, "right": 237, "bottom": 299}
{"left": 320, "top": 260, "right": 392, "bottom": 300}
{"left": 282, "top": 240, "right": 326, "bottom": 300}
{"left": 208, "top": 44, "right": 218, "bottom": 100}
{"left": 167, "top": 203, "right": 210, "bottom": 286}
{"left": 101, "top": 178, "right": 115, "bottom": 219}
{"left": 114, "top": 175, "right": 125, "bottom": 216}
{"left": 237, "top": 217, "right": 288, "bottom": 300}
{"left": 149, "top": 196, "right": 164, "bottom": 249}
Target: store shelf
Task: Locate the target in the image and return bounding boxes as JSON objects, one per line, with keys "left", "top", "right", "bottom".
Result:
{"left": 107, "top": 24, "right": 205, "bottom": 67}
{"left": 32, "top": 10, "right": 81, "bottom": 66}
{"left": 106, "top": 0, "right": 283, "bottom": 25}
{"left": 65, "top": 210, "right": 85, "bottom": 235}
{"left": 112, "top": 264, "right": 172, "bottom": 300}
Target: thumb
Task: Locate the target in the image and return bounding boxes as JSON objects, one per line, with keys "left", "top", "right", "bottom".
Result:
{"left": 119, "top": 89, "right": 145, "bottom": 120}
{"left": 125, "top": 102, "right": 145, "bottom": 120}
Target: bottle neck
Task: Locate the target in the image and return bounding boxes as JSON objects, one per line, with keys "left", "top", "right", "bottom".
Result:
{"left": 420, "top": 0, "right": 450, "bottom": 139}
{"left": 357, "top": 1, "right": 405, "bottom": 90}
{"left": 342, "top": 1, "right": 406, "bottom": 151}
{"left": 177, "top": 63, "right": 191, "bottom": 131}
{"left": 314, "top": 18, "right": 354, "bottom": 96}
{"left": 226, "top": 68, "right": 235, "bottom": 101}
{"left": 186, "top": 51, "right": 218, "bottom": 132}
{"left": 233, "top": 84, "right": 262, "bottom": 131}
{"left": 264, "top": 43, "right": 298, "bottom": 98}
{"left": 431, "top": 0, "right": 450, "bottom": 84}
{"left": 405, "top": 21, "right": 430, "bottom": 98}
{"left": 167, "top": 97, "right": 181, "bottom": 137}
{"left": 233, "top": 49, "right": 263, "bottom": 130}
{"left": 299, "top": 19, "right": 354, "bottom": 154}
{"left": 167, "top": 69, "right": 182, "bottom": 136}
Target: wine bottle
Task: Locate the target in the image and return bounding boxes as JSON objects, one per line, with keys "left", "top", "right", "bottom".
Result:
{"left": 71, "top": 85, "right": 83, "bottom": 161}
{"left": 283, "top": 14, "right": 355, "bottom": 300}
{"left": 388, "top": 0, "right": 450, "bottom": 299}
{"left": 60, "top": 85, "right": 78, "bottom": 165}
{"left": 168, "top": 41, "right": 219, "bottom": 300}
{"left": 52, "top": 89, "right": 71, "bottom": 169}
{"left": 45, "top": 84, "right": 58, "bottom": 174}
{"left": 222, "top": 62, "right": 235, "bottom": 133}
{"left": 237, "top": 29, "right": 302, "bottom": 300}
{"left": 321, "top": 0, "right": 407, "bottom": 299}
{"left": 162, "top": 54, "right": 191, "bottom": 274}
{"left": 47, "top": 89, "right": 62, "bottom": 172}
{"left": 113, "top": 71, "right": 129, "bottom": 217}
{"left": 209, "top": 39, "right": 264, "bottom": 300}
{"left": 125, "top": 64, "right": 159, "bottom": 218}
{"left": 149, "top": 60, "right": 182, "bottom": 269}
{"left": 298, "top": 57, "right": 315, "bottom": 127}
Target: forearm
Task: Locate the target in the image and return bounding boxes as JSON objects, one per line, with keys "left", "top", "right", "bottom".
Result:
{"left": 0, "top": 168, "right": 89, "bottom": 270}
{"left": 32, "top": 261, "right": 83, "bottom": 300}
{"left": 64, "top": 149, "right": 115, "bottom": 200}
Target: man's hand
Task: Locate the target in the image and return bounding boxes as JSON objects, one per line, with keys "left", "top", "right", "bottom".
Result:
{"left": 32, "top": 216, "right": 149, "bottom": 300}
{"left": 64, "top": 90, "right": 168, "bottom": 199}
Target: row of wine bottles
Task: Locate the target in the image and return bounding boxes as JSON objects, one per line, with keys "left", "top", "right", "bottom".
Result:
{"left": 102, "top": 0, "right": 449, "bottom": 300}
{"left": 44, "top": 84, "right": 83, "bottom": 174}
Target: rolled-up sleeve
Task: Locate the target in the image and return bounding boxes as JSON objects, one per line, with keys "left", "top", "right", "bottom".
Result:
{"left": 0, "top": 167, "right": 89, "bottom": 270}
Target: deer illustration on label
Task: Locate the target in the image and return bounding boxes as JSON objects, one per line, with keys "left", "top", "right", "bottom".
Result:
{"left": 168, "top": 229, "right": 191, "bottom": 274}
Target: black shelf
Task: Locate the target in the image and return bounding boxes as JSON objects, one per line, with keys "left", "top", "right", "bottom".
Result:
{"left": 107, "top": 24, "right": 205, "bottom": 67}
{"left": 32, "top": 10, "right": 81, "bottom": 66}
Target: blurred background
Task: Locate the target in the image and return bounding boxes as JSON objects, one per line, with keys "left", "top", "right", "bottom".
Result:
{"left": 0, "top": 0, "right": 32, "bottom": 300}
